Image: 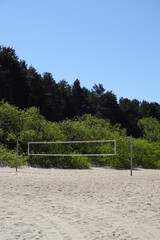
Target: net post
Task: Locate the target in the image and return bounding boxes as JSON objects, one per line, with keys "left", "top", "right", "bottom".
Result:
{"left": 28, "top": 142, "right": 30, "bottom": 155}
{"left": 114, "top": 140, "right": 116, "bottom": 155}
{"left": 130, "top": 135, "right": 133, "bottom": 176}
{"left": 16, "top": 137, "right": 18, "bottom": 172}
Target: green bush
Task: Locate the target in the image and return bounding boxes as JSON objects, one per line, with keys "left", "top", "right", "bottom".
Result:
{"left": 132, "top": 139, "right": 160, "bottom": 169}
{"left": 0, "top": 144, "right": 27, "bottom": 167}
{"left": 1, "top": 102, "right": 160, "bottom": 169}
{"left": 70, "top": 156, "right": 91, "bottom": 169}
{"left": 0, "top": 101, "right": 21, "bottom": 148}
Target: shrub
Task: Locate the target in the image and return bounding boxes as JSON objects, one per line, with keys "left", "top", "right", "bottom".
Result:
{"left": 132, "top": 139, "right": 160, "bottom": 169}
{"left": 0, "top": 144, "right": 27, "bottom": 167}
{"left": 70, "top": 155, "right": 91, "bottom": 169}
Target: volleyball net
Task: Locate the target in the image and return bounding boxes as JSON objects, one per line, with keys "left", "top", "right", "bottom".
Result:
{"left": 16, "top": 136, "right": 133, "bottom": 175}
{"left": 27, "top": 139, "right": 116, "bottom": 157}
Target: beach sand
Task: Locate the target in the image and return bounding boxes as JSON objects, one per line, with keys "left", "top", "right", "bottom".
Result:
{"left": 0, "top": 167, "right": 160, "bottom": 240}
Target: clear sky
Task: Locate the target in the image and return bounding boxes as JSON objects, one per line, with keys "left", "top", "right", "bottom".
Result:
{"left": 1, "top": 0, "right": 160, "bottom": 103}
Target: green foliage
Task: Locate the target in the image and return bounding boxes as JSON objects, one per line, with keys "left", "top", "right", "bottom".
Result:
{"left": 106, "top": 137, "right": 131, "bottom": 169}
{"left": 19, "top": 107, "right": 64, "bottom": 142}
{"left": 132, "top": 139, "right": 160, "bottom": 168}
{"left": 0, "top": 144, "right": 27, "bottom": 167}
{"left": 0, "top": 102, "right": 160, "bottom": 169}
{"left": 1, "top": 46, "right": 160, "bottom": 137}
{"left": 0, "top": 101, "right": 21, "bottom": 148}
{"left": 138, "top": 117, "right": 160, "bottom": 142}
{"left": 70, "top": 156, "right": 91, "bottom": 169}
{"left": 1, "top": 46, "right": 160, "bottom": 169}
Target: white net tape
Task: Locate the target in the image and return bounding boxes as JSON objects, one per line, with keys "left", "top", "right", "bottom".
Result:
{"left": 28, "top": 140, "right": 116, "bottom": 157}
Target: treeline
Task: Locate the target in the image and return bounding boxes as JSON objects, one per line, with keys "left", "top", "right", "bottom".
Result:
{"left": 1, "top": 101, "right": 160, "bottom": 169}
{"left": 1, "top": 46, "right": 160, "bottom": 137}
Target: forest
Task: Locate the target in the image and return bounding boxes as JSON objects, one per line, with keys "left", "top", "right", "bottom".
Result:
{"left": 0, "top": 46, "right": 160, "bottom": 169}
{"left": 1, "top": 46, "right": 160, "bottom": 138}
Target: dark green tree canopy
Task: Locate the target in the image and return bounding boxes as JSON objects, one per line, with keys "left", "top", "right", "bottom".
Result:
{"left": 1, "top": 46, "right": 160, "bottom": 137}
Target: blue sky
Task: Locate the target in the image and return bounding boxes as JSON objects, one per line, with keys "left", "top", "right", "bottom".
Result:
{"left": 1, "top": 0, "right": 160, "bottom": 103}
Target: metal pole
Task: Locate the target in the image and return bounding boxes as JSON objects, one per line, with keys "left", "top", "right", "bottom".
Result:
{"left": 28, "top": 142, "right": 30, "bottom": 155}
{"left": 16, "top": 138, "right": 18, "bottom": 172}
{"left": 130, "top": 135, "right": 132, "bottom": 176}
{"left": 114, "top": 140, "right": 116, "bottom": 155}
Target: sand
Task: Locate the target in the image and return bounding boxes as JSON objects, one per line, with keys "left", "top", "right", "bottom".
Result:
{"left": 0, "top": 167, "right": 160, "bottom": 240}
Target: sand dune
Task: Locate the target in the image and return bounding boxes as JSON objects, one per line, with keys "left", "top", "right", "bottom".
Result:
{"left": 0, "top": 167, "right": 160, "bottom": 240}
